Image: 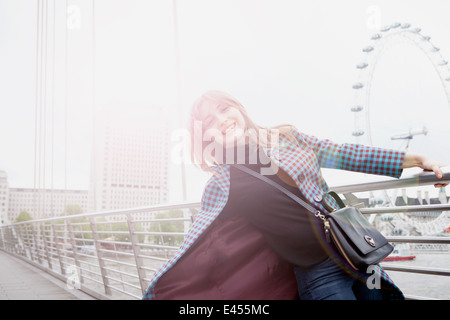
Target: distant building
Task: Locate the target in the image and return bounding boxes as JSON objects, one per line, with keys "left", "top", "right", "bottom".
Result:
{"left": 394, "top": 189, "right": 448, "bottom": 207}
{"left": 8, "top": 188, "right": 88, "bottom": 222}
{"left": 0, "top": 171, "right": 9, "bottom": 225}
{"left": 0, "top": 170, "right": 88, "bottom": 225}
{"left": 88, "top": 103, "right": 170, "bottom": 218}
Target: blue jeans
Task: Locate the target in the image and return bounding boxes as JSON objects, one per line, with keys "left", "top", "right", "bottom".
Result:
{"left": 294, "top": 258, "right": 383, "bottom": 300}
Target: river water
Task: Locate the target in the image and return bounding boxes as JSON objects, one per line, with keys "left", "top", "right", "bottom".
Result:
{"left": 382, "top": 251, "right": 450, "bottom": 299}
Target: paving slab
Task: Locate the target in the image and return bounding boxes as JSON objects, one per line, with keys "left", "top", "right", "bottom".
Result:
{"left": 0, "top": 250, "right": 95, "bottom": 300}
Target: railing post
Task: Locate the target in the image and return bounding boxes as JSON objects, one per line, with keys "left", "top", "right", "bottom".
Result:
{"left": 3, "top": 226, "right": 11, "bottom": 253}
{"left": 8, "top": 225, "right": 17, "bottom": 254}
{"left": 30, "top": 223, "right": 42, "bottom": 264}
{"left": 17, "top": 224, "right": 32, "bottom": 259}
{"left": 40, "top": 222, "right": 52, "bottom": 270}
{"left": 66, "top": 219, "right": 82, "bottom": 283}
{"left": 126, "top": 213, "right": 146, "bottom": 296}
{"left": 89, "top": 216, "right": 111, "bottom": 296}
{"left": 0, "top": 227, "right": 4, "bottom": 250}
{"left": 157, "top": 220, "right": 169, "bottom": 258}
{"left": 51, "top": 221, "right": 65, "bottom": 276}
{"left": 7, "top": 225, "right": 15, "bottom": 254}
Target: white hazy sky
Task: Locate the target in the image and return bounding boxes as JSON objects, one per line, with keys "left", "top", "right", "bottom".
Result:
{"left": 0, "top": 0, "right": 449, "bottom": 204}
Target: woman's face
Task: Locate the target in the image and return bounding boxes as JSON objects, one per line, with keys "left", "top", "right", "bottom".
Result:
{"left": 196, "top": 102, "right": 247, "bottom": 148}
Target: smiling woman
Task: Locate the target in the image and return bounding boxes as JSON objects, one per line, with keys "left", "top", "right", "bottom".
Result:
{"left": 188, "top": 90, "right": 298, "bottom": 172}
{"left": 196, "top": 96, "right": 247, "bottom": 147}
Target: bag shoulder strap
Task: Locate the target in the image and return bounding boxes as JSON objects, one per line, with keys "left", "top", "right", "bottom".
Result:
{"left": 233, "top": 164, "right": 319, "bottom": 215}
{"left": 326, "top": 191, "right": 346, "bottom": 210}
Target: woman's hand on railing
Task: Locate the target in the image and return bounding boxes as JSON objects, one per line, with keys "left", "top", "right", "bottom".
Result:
{"left": 403, "top": 153, "right": 448, "bottom": 188}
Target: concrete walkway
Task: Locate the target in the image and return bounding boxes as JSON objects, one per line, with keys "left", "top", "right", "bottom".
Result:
{"left": 0, "top": 250, "right": 95, "bottom": 300}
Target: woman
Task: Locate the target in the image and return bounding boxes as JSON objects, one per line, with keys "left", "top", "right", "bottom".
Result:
{"left": 143, "top": 90, "right": 446, "bottom": 300}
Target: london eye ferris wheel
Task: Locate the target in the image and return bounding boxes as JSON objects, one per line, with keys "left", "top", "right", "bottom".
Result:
{"left": 348, "top": 22, "right": 450, "bottom": 236}
{"left": 351, "top": 22, "right": 450, "bottom": 150}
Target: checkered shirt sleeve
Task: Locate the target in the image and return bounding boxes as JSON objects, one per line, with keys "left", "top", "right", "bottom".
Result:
{"left": 293, "top": 129, "right": 406, "bottom": 178}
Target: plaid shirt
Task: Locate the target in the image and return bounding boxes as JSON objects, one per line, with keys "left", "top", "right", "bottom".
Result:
{"left": 143, "top": 128, "right": 405, "bottom": 300}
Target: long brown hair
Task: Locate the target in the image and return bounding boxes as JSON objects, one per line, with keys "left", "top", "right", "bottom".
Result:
{"left": 188, "top": 90, "right": 299, "bottom": 173}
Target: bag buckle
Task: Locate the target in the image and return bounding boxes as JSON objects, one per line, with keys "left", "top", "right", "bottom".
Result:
{"left": 314, "top": 211, "right": 326, "bottom": 221}
{"left": 364, "top": 235, "right": 376, "bottom": 247}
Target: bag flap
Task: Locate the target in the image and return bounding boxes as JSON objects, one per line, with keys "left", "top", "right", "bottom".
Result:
{"left": 328, "top": 207, "right": 389, "bottom": 255}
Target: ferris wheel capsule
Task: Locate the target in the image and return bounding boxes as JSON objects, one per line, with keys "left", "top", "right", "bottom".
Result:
{"left": 438, "top": 60, "right": 448, "bottom": 66}
{"left": 352, "top": 82, "right": 364, "bottom": 89}
{"left": 371, "top": 34, "right": 382, "bottom": 40}
{"left": 352, "top": 130, "right": 365, "bottom": 137}
{"left": 362, "top": 46, "right": 374, "bottom": 52}
{"left": 401, "top": 23, "right": 411, "bottom": 29}
{"left": 356, "top": 62, "right": 368, "bottom": 69}
{"left": 351, "top": 105, "right": 363, "bottom": 112}
{"left": 391, "top": 22, "right": 401, "bottom": 28}
{"left": 381, "top": 214, "right": 394, "bottom": 221}
{"left": 380, "top": 25, "right": 391, "bottom": 32}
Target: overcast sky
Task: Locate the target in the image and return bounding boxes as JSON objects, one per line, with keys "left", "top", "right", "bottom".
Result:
{"left": 0, "top": 0, "right": 449, "bottom": 204}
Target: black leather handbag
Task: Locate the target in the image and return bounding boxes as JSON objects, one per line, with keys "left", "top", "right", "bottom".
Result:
{"left": 321, "top": 191, "right": 394, "bottom": 270}
{"left": 234, "top": 164, "right": 394, "bottom": 271}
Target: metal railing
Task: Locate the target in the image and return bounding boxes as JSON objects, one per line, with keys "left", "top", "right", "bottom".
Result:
{"left": 0, "top": 202, "right": 201, "bottom": 300}
{"left": 0, "top": 167, "right": 449, "bottom": 300}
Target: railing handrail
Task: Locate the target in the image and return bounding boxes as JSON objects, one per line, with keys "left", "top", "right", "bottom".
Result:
{"left": 361, "top": 203, "right": 450, "bottom": 214}
{"left": 332, "top": 166, "right": 450, "bottom": 194}
{"left": 5, "top": 167, "right": 449, "bottom": 228}
{"left": 9, "top": 201, "right": 201, "bottom": 226}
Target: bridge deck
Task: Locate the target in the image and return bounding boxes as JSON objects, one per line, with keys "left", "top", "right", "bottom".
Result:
{"left": 0, "top": 250, "right": 95, "bottom": 300}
